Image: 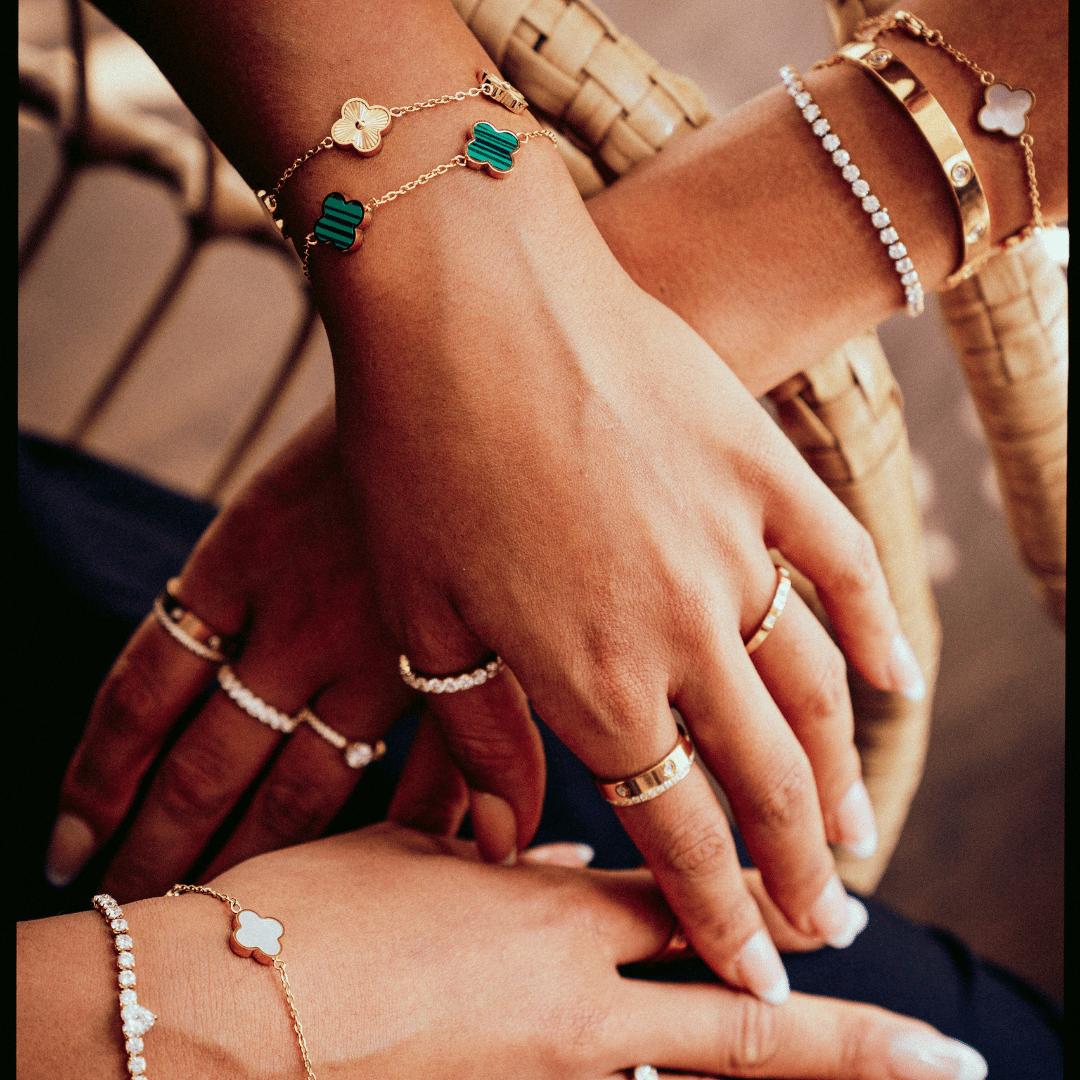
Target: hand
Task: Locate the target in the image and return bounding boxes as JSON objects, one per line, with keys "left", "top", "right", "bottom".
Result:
{"left": 46, "top": 407, "right": 434, "bottom": 899}
{"left": 17, "top": 823, "right": 990, "bottom": 1079}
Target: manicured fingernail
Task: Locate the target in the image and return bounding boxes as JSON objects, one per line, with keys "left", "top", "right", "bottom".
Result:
{"left": 890, "top": 633, "right": 926, "bottom": 702}
{"left": 831, "top": 896, "right": 869, "bottom": 948}
{"left": 45, "top": 813, "right": 95, "bottom": 887}
{"left": 837, "top": 779, "right": 879, "bottom": 859}
{"left": 810, "top": 874, "right": 854, "bottom": 945}
{"left": 888, "top": 1030, "right": 987, "bottom": 1079}
{"left": 736, "top": 929, "right": 789, "bottom": 1004}
{"left": 520, "top": 843, "right": 595, "bottom": 867}
{"left": 469, "top": 791, "right": 518, "bottom": 866}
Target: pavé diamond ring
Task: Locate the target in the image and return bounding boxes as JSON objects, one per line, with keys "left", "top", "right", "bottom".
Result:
{"left": 744, "top": 565, "right": 792, "bottom": 655}
{"left": 398, "top": 653, "right": 505, "bottom": 694}
{"left": 217, "top": 665, "right": 298, "bottom": 733}
{"left": 592, "top": 730, "right": 696, "bottom": 808}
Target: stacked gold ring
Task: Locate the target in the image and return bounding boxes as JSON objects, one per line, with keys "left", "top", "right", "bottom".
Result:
{"left": 152, "top": 579, "right": 233, "bottom": 663}
{"left": 744, "top": 565, "right": 792, "bottom": 655}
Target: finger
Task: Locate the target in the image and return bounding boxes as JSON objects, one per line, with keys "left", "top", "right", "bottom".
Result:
{"left": 389, "top": 710, "right": 471, "bottom": 837}
{"left": 48, "top": 601, "right": 237, "bottom": 888}
{"left": 100, "top": 652, "right": 314, "bottom": 900}
{"left": 202, "top": 672, "right": 413, "bottom": 878}
{"left": 423, "top": 665, "right": 546, "bottom": 864}
{"left": 768, "top": 492, "right": 926, "bottom": 703}
{"left": 611, "top": 982, "right": 987, "bottom": 1080}
{"left": 748, "top": 587, "right": 877, "bottom": 858}
{"left": 678, "top": 642, "right": 865, "bottom": 952}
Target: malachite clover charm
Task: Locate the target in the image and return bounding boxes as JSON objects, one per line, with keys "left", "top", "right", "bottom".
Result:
{"left": 331, "top": 97, "right": 393, "bottom": 155}
{"left": 314, "top": 192, "right": 369, "bottom": 252}
{"left": 465, "top": 122, "right": 520, "bottom": 176}
{"left": 977, "top": 82, "right": 1034, "bottom": 138}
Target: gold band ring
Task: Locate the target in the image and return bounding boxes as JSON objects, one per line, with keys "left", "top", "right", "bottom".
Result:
{"left": 152, "top": 579, "right": 233, "bottom": 662}
{"left": 296, "top": 707, "right": 388, "bottom": 770}
{"left": 217, "top": 665, "right": 298, "bottom": 734}
{"left": 593, "top": 730, "right": 696, "bottom": 807}
{"left": 398, "top": 654, "right": 505, "bottom": 694}
{"left": 744, "top": 565, "right": 792, "bottom": 655}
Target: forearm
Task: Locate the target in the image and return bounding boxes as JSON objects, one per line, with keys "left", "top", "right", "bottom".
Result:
{"left": 588, "top": 0, "right": 1067, "bottom": 397}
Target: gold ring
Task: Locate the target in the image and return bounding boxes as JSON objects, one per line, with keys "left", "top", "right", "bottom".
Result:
{"left": 217, "top": 665, "right": 298, "bottom": 733}
{"left": 744, "top": 565, "right": 792, "bottom": 655}
{"left": 398, "top": 654, "right": 505, "bottom": 693}
{"left": 296, "top": 707, "right": 388, "bottom": 770}
{"left": 152, "top": 579, "right": 233, "bottom": 662}
{"left": 592, "top": 730, "right": 696, "bottom": 807}
{"left": 650, "top": 921, "right": 695, "bottom": 963}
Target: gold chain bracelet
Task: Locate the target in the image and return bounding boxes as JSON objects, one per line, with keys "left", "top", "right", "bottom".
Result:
{"left": 821, "top": 10, "right": 1046, "bottom": 287}
{"left": 165, "top": 884, "right": 317, "bottom": 1080}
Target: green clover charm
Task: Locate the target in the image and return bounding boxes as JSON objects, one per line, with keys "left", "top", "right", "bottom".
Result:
{"left": 314, "top": 192, "right": 368, "bottom": 252}
{"left": 465, "top": 122, "right": 520, "bottom": 176}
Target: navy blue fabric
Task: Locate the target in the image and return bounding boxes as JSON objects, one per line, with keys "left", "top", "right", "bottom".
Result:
{"left": 16, "top": 433, "right": 1062, "bottom": 1076}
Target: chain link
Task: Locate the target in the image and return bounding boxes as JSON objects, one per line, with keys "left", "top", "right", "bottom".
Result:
{"left": 390, "top": 85, "right": 486, "bottom": 116}
{"left": 366, "top": 156, "right": 469, "bottom": 210}
{"left": 166, "top": 882, "right": 243, "bottom": 912}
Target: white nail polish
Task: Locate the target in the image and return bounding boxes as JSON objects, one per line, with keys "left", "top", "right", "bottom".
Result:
{"left": 837, "top": 779, "right": 879, "bottom": 859}
{"left": 45, "top": 813, "right": 95, "bottom": 888}
{"left": 499, "top": 850, "right": 517, "bottom": 867}
{"left": 846, "top": 829, "right": 879, "bottom": 860}
{"left": 888, "top": 1031, "right": 987, "bottom": 1079}
{"left": 827, "top": 897, "right": 869, "bottom": 949}
{"left": 737, "top": 929, "right": 790, "bottom": 1005}
{"left": 891, "top": 633, "right": 927, "bottom": 702}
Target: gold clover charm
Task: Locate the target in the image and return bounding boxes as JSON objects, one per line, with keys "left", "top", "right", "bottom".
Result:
{"left": 331, "top": 98, "right": 393, "bottom": 156}
{"left": 977, "top": 82, "right": 1034, "bottom": 139}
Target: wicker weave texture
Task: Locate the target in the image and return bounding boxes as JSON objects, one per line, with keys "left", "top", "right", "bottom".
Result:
{"left": 939, "top": 239, "right": 1067, "bottom": 622}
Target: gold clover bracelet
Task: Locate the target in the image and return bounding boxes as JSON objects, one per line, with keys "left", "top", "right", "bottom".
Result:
{"left": 258, "top": 70, "right": 527, "bottom": 231}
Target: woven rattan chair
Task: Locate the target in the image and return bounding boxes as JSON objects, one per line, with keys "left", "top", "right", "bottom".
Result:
{"left": 19, "top": 0, "right": 1065, "bottom": 894}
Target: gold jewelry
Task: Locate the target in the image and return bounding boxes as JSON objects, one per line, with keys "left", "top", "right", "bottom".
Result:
{"left": 300, "top": 123, "right": 558, "bottom": 276}
{"left": 593, "top": 729, "right": 696, "bottom": 808}
{"left": 398, "top": 653, "right": 506, "bottom": 694}
{"left": 165, "top": 884, "right": 316, "bottom": 1080}
{"left": 259, "top": 70, "right": 528, "bottom": 225}
{"left": 92, "top": 893, "right": 158, "bottom": 1077}
{"left": 823, "top": 10, "right": 1046, "bottom": 287}
{"left": 650, "top": 921, "right": 695, "bottom": 963}
{"left": 217, "top": 664, "right": 299, "bottom": 733}
{"left": 296, "top": 707, "right": 387, "bottom": 769}
{"left": 780, "top": 67, "right": 924, "bottom": 316}
{"left": 744, "top": 564, "right": 793, "bottom": 655}
{"left": 152, "top": 579, "right": 232, "bottom": 662}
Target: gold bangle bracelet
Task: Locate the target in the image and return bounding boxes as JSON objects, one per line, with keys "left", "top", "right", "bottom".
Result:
{"left": 820, "top": 41, "right": 991, "bottom": 288}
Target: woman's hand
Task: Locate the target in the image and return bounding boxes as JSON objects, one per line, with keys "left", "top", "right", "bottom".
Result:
{"left": 47, "top": 407, "right": 437, "bottom": 899}
{"left": 18, "top": 823, "right": 989, "bottom": 1079}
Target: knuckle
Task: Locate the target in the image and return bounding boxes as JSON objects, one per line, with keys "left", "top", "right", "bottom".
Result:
{"left": 749, "top": 755, "right": 816, "bottom": 833}
{"left": 798, "top": 643, "right": 852, "bottom": 732}
{"left": 835, "top": 527, "right": 882, "bottom": 597}
{"left": 252, "top": 773, "right": 339, "bottom": 847}
{"left": 93, "top": 654, "right": 169, "bottom": 743}
{"left": 718, "top": 995, "right": 782, "bottom": 1071}
{"left": 657, "top": 814, "right": 733, "bottom": 880}
{"left": 154, "top": 739, "right": 241, "bottom": 825}
{"left": 836, "top": 1009, "right": 879, "bottom": 1072}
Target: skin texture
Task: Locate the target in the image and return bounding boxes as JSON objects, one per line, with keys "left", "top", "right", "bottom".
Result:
{"left": 17, "top": 823, "right": 988, "bottom": 1080}
{"left": 56, "top": 0, "right": 1065, "bottom": 1000}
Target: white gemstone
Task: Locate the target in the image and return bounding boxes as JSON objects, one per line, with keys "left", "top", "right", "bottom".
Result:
{"left": 879, "top": 227, "right": 899, "bottom": 244}
{"left": 812, "top": 118, "right": 830, "bottom": 135}
{"left": 125, "top": 1038, "right": 144, "bottom": 1055}
{"left": 841, "top": 163, "right": 860, "bottom": 182}
{"left": 104, "top": 907, "right": 122, "bottom": 921}
{"left": 779, "top": 65, "right": 795, "bottom": 80}
{"left": 888, "top": 242, "right": 907, "bottom": 259}
{"left": 110, "top": 919, "right": 128, "bottom": 933}
{"left": 822, "top": 134, "right": 840, "bottom": 151}
{"left": 345, "top": 743, "right": 373, "bottom": 769}
{"left": 117, "top": 952, "right": 135, "bottom": 969}
{"left": 901, "top": 270, "right": 920, "bottom": 285}
{"left": 786, "top": 82, "right": 801, "bottom": 96}
{"left": 128, "top": 1055, "right": 147, "bottom": 1076}
{"left": 115, "top": 935, "right": 133, "bottom": 951}
{"left": 871, "top": 210, "right": 891, "bottom": 228}
{"left": 861, "top": 195, "right": 880, "bottom": 212}
{"left": 118, "top": 970, "right": 136, "bottom": 988}
{"left": 121, "top": 1004, "right": 156, "bottom": 1037}
{"left": 895, "top": 257, "right": 914, "bottom": 273}
{"left": 802, "top": 104, "right": 820, "bottom": 121}
{"left": 616, "top": 784, "right": 629, "bottom": 798}
{"left": 906, "top": 285, "right": 924, "bottom": 300}
{"left": 119, "top": 988, "right": 138, "bottom": 1006}
{"left": 794, "top": 91, "right": 810, "bottom": 108}
{"left": 831, "top": 149, "right": 850, "bottom": 167}
{"left": 852, "top": 180, "right": 870, "bottom": 197}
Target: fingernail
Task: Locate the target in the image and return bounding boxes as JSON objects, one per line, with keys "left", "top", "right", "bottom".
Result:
{"left": 469, "top": 791, "right": 518, "bottom": 866}
{"left": 736, "top": 929, "right": 789, "bottom": 1005}
{"left": 888, "top": 1030, "right": 987, "bottom": 1079}
{"left": 836, "top": 779, "right": 879, "bottom": 859}
{"left": 831, "top": 896, "right": 869, "bottom": 948}
{"left": 45, "top": 813, "right": 96, "bottom": 887}
{"left": 520, "top": 843, "right": 595, "bottom": 867}
{"left": 890, "top": 633, "right": 926, "bottom": 702}
{"left": 810, "top": 874, "right": 856, "bottom": 945}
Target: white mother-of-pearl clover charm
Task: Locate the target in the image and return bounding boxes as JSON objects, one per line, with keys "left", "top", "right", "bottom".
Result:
{"left": 230, "top": 908, "right": 285, "bottom": 965}
{"left": 977, "top": 82, "right": 1035, "bottom": 138}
